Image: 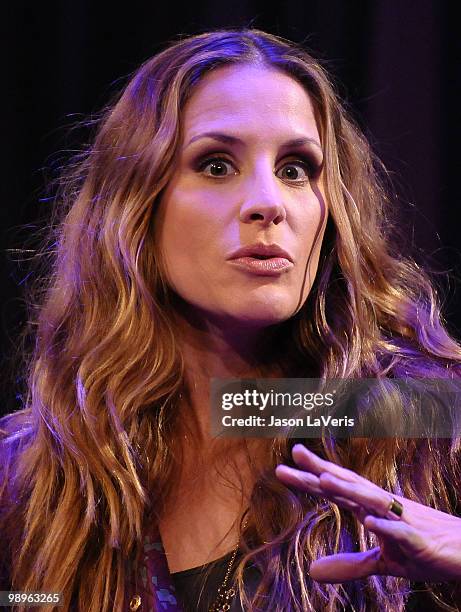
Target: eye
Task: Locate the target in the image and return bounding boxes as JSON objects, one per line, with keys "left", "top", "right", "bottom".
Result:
{"left": 198, "top": 156, "right": 237, "bottom": 178}
{"left": 276, "top": 159, "right": 314, "bottom": 183}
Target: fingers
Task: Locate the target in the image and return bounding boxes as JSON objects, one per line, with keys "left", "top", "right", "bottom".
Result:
{"left": 288, "top": 445, "right": 414, "bottom": 512}
{"left": 275, "top": 464, "right": 321, "bottom": 492}
{"left": 309, "top": 547, "right": 384, "bottom": 582}
{"left": 275, "top": 465, "right": 360, "bottom": 512}
{"left": 319, "top": 472, "right": 403, "bottom": 521}
{"left": 291, "top": 444, "right": 360, "bottom": 484}
{"left": 364, "top": 515, "right": 422, "bottom": 552}
{"left": 286, "top": 444, "right": 411, "bottom": 522}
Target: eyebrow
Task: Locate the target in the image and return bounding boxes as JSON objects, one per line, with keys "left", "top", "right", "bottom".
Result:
{"left": 185, "top": 131, "right": 323, "bottom": 153}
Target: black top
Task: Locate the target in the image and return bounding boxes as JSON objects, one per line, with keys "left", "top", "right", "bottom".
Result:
{"left": 0, "top": 549, "right": 454, "bottom": 611}
{"left": 171, "top": 549, "right": 260, "bottom": 612}
{"left": 171, "top": 551, "right": 445, "bottom": 612}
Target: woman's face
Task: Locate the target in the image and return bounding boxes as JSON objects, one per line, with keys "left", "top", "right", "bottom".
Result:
{"left": 157, "top": 64, "right": 328, "bottom": 329}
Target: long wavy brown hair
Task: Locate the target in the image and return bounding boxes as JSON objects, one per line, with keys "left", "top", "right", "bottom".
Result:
{"left": 1, "top": 28, "right": 461, "bottom": 612}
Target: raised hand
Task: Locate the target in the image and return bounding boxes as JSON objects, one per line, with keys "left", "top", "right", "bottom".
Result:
{"left": 275, "top": 444, "right": 461, "bottom": 583}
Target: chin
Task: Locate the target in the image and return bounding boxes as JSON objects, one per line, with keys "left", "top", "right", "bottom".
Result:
{"left": 174, "top": 288, "right": 302, "bottom": 329}
{"left": 222, "top": 299, "right": 297, "bottom": 328}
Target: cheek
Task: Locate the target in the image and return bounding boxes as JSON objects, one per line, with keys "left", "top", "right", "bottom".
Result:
{"left": 159, "top": 189, "right": 205, "bottom": 254}
{"left": 300, "top": 241, "right": 323, "bottom": 303}
{"left": 156, "top": 186, "right": 229, "bottom": 297}
{"left": 295, "top": 199, "right": 327, "bottom": 251}
{"left": 295, "top": 204, "right": 328, "bottom": 301}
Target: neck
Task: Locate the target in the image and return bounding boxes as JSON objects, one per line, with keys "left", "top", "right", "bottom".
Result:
{"left": 171, "top": 297, "right": 289, "bottom": 443}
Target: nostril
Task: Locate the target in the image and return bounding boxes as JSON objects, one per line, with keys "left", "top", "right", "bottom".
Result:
{"left": 249, "top": 213, "right": 265, "bottom": 221}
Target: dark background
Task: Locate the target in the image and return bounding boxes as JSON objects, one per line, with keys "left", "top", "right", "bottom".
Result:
{"left": 1, "top": 2, "right": 460, "bottom": 416}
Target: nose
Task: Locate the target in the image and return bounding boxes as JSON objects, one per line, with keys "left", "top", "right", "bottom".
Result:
{"left": 239, "top": 164, "right": 286, "bottom": 226}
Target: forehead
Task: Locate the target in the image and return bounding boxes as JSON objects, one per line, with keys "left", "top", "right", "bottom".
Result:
{"left": 182, "top": 64, "right": 319, "bottom": 141}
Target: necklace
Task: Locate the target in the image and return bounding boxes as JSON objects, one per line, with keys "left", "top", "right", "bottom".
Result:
{"left": 208, "top": 518, "right": 248, "bottom": 612}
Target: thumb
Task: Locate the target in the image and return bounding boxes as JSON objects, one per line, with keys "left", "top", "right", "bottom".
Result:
{"left": 309, "top": 547, "right": 383, "bottom": 583}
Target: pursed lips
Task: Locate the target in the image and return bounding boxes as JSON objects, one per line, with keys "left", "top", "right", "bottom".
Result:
{"left": 227, "top": 242, "right": 293, "bottom": 262}
{"left": 227, "top": 243, "right": 294, "bottom": 276}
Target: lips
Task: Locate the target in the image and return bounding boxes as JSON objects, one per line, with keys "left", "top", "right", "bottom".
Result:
{"left": 228, "top": 243, "right": 293, "bottom": 262}
{"left": 227, "top": 243, "right": 294, "bottom": 276}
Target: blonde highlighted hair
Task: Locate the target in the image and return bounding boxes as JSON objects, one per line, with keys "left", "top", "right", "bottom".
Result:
{"left": 1, "top": 28, "right": 461, "bottom": 611}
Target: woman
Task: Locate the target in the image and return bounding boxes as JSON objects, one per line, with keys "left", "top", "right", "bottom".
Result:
{"left": 1, "top": 28, "right": 460, "bottom": 611}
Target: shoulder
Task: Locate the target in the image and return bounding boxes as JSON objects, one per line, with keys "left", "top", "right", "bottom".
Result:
{"left": 0, "top": 410, "right": 33, "bottom": 590}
